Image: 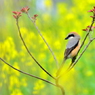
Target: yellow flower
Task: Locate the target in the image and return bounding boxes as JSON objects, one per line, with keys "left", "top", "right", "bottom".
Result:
{"left": 11, "top": 89, "right": 23, "bottom": 95}
{"left": 12, "top": 62, "right": 20, "bottom": 76}
{"left": 9, "top": 76, "right": 21, "bottom": 90}
{"left": 44, "top": 0, "right": 52, "bottom": 8}
{"left": 21, "top": 78, "right": 27, "bottom": 87}
{"left": 66, "top": 13, "right": 74, "bottom": 20}
{"left": 54, "top": 40, "right": 61, "bottom": 50}
{"left": 57, "top": 3, "right": 67, "bottom": 15}
{"left": 33, "top": 80, "right": 45, "bottom": 91}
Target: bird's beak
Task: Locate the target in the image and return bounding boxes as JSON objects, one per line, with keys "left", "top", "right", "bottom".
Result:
{"left": 65, "top": 36, "right": 68, "bottom": 40}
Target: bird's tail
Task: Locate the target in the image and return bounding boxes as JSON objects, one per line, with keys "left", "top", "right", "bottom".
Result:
{"left": 66, "top": 56, "right": 76, "bottom": 72}
{"left": 56, "top": 58, "right": 66, "bottom": 77}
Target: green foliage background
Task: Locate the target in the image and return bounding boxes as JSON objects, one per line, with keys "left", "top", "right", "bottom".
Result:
{"left": 0, "top": 0, "right": 95, "bottom": 95}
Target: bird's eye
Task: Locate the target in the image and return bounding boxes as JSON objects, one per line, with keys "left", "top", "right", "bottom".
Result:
{"left": 65, "top": 34, "right": 75, "bottom": 40}
{"left": 68, "top": 34, "right": 74, "bottom": 38}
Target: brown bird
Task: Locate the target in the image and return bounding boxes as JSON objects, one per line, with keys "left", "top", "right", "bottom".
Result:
{"left": 57, "top": 32, "right": 80, "bottom": 76}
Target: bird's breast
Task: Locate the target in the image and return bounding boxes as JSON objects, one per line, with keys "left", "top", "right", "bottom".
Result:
{"left": 70, "top": 42, "right": 80, "bottom": 58}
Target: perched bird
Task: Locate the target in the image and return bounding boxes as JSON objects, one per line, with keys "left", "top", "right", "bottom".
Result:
{"left": 57, "top": 32, "right": 80, "bottom": 76}
{"left": 64, "top": 32, "right": 80, "bottom": 64}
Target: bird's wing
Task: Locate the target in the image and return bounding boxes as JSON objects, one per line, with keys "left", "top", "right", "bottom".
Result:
{"left": 64, "top": 38, "right": 79, "bottom": 59}
{"left": 66, "top": 38, "right": 79, "bottom": 48}
{"left": 64, "top": 48, "right": 73, "bottom": 59}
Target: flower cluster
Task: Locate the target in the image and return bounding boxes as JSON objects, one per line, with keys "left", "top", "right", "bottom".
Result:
{"left": 88, "top": 6, "right": 95, "bottom": 18}
{"left": 82, "top": 26, "right": 95, "bottom": 31}
{"left": 21, "top": 6, "right": 30, "bottom": 13}
{"left": 88, "top": 7, "right": 95, "bottom": 12}
{"left": 32, "top": 14, "right": 38, "bottom": 22}
{"left": 83, "top": 7, "right": 95, "bottom": 31}
{"left": 13, "top": 11, "right": 22, "bottom": 19}
{"left": 12, "top": 6, "right": 38, "bottom": 22}
{"left": 12, "top": 6, "right": 30, "bottom": 19}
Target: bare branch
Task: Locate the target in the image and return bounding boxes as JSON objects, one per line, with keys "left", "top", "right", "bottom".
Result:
{"left": 16, "top": 19, "right": 55, "bottom": 79}
{"left": 0, "top": 58, "right": 56, "bottom": 86}
{"left": 26, "top": 13, "right": 59, "bottom": 68}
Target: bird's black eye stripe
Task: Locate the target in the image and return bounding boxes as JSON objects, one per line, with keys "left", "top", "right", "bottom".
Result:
{"left": 65, "top": 34, "right": 75, "bottom": 40}
{"left": 68, "top": 34, "right": 74, "bottom": 38}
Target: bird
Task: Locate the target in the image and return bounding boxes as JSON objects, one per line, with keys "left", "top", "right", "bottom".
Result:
{"left": 56, "top": 32, "right": 81, "bottom": 76}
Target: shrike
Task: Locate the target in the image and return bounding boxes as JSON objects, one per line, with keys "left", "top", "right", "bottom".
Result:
{"left": 57, "top": 32, "right": 80, "bottom": 75}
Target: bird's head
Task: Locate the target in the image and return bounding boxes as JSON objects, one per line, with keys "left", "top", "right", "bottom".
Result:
{"left": 65, "top": 32, "right": 80, "bottom": 40}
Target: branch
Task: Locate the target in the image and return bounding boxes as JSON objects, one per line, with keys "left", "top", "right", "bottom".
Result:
{"left": 58, "top": 85, "right": 65, "bottom": 95}
{"left": 13, "top": 10, "right": 65, "bottom": 95}
{"left": 56, "top": 78, "right": 65, "bottom": 95}
{"left": 16, "top": 19, "right": 55, "bottom": 79}
{"left": 67, "top": 37, "right": 95, "bottom": 71}
{"left": 0, "top": 58, "right": 56, "bottom": 86}
{"left": 66, "top": 15, "right": 95, "bottom": 72}
{"left": 77, "top": 17, "right": 95, "bottom": 55}
{"left": 57, "top": 37, "right": 95, "bottom": 79}
{"left": 56, "top": 14, "right": 95, "bottom": 78}
{"left": 0, "top": 57, "right": 66, "bottom": 94}
{"left": 56, "top": 18, "right": 95, "bottom": 78}
{"left": 26, "top": 13, "right": 59, "bottom": 68}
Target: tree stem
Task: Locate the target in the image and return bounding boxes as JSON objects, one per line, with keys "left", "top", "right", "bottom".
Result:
{"left": 0, "top": 58, "right": 56, "bottom": 86}
{"left": 16, "top": 19, "right": 55, "bottom": 79}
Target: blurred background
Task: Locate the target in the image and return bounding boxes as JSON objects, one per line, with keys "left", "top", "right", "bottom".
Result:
{"left": 0, "top": 0, "right": 95, "bottom": 95}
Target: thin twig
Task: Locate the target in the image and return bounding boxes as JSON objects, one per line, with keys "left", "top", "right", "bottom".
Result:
{"left": 26, "top": 13, "right": 59, "bottom": 68}
{"left": 16, "top": 19, "right": 55, "bottom": 79}
{"left": 77, "top": 16, "right": 95, "bottom": 55}
{"left": 0, "top": 58, "right": 56, "bottom": 86}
